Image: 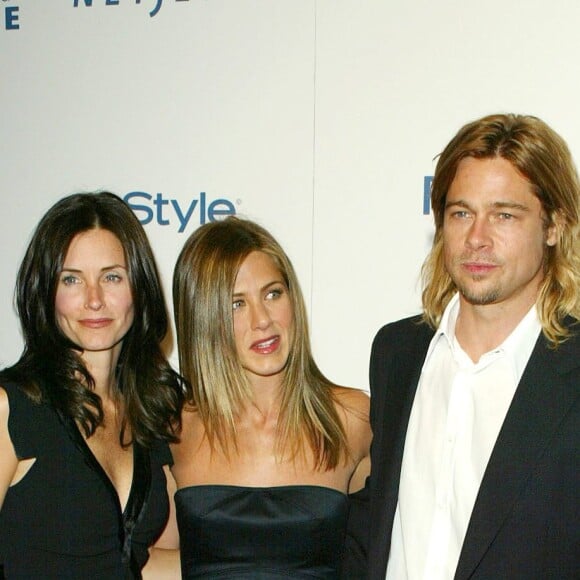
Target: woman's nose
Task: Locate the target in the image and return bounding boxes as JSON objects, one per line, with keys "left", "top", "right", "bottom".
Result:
{"left": 85, "top": 283, "right": 104, "bottom": 310}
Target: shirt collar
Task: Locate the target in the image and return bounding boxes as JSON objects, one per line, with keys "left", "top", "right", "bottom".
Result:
{"left": 425, "top": 293, "right": 541, "bottom": 380}
{"left": 424, "top": 293, "right": 460, "bottom": 363}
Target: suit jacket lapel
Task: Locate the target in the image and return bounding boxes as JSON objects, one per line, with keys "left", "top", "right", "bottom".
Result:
{"left": 382, "top": 332, "right": 430, "bottom": 507}
{"left": 369, "top": 319, "right": 434, "bottom": 576}
{"left": 455, "top": 330, "right": 580, "bottom": 579}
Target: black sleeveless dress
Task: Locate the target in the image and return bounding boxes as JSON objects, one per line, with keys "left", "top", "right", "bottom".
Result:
{"left": 0, "top": 381, "right": 171, "bottom": 579}
{"left": 175, "top": 484, "right": 349, "bottom": 579}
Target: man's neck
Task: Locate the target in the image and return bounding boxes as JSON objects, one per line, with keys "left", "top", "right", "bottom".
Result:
{"left": 455, "top": 296, "right": 536, "bottom": 363}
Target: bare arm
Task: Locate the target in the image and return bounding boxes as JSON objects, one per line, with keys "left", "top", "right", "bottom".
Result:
{"left": 142, "top": 464, "right": 181, "bottom": 579}
{"left": 338, "top": 388, "right": 371, "bottom": 577}
{"left": 0, "top": 386, "right": 18, "bottom": 510}
{"left": 335, "top": 387, "right": 371, "bottom": 493}
{"left": 348, "top": 453, "right": 370, "bottom": 493}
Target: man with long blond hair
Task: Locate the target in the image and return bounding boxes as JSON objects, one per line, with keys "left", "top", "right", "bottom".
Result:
{"left": 344, "top": 113, "right": 579, "bottom": 579}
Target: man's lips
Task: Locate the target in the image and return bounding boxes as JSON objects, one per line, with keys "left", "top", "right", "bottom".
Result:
{"left": 250, "top": 336, "right": 280, "bottom": 354}
{"left": 78, "top": 318, "right": 113, "bottom": 328}
{"left": 462, "top": 262, "right": 499, "bottom": 275}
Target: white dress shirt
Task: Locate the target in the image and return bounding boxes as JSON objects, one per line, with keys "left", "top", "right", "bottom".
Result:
{"left": 386, "top": 294, "right": 541, "bottom": 580}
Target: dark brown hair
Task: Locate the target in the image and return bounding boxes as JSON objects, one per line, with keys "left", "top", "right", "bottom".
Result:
{"left": 1, "top": 191, "right": 184, "bottom": 446}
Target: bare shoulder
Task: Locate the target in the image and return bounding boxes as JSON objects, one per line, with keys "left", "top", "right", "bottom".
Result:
{"left": 180, "top": 401, "right": 200, "bottom": 423}
{"left": 332, "top": 386, "right": 371, "bottom": 452}
{"left": 0, "top": 384, "right": 19, "bottom": 509}
{"left": 0, "top": 385, "right": 15, "bottom": 454}
{"left": 179, "top": 403, "right": 204, "bottom": 434}
{"left": 0, "top": 385, "right": 9, "bottom": 423}
{"left": 332, "top": 385, "right": 370, "bottom": 420}
{"left": 171, "top": 404, "right": 204, "bottom": 459}
{"left": 332, "top": 386, "right": 371, "bottom": 490}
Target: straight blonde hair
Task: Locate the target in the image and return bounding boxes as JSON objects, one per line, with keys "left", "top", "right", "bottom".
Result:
{"left": 173, "top": 217, "right": 348, "bottom": 469}
{"left": 422, "top": 114, "right": 580, "bottom": 344}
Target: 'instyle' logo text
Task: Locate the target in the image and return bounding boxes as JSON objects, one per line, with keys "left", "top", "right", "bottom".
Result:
{"left": 124, "top": 191, "right": 236, "bottom": 233}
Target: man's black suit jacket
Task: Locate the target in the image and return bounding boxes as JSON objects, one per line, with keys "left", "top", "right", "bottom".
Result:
{"left": 344, "top": 315, "right": 579, "bottom": 579}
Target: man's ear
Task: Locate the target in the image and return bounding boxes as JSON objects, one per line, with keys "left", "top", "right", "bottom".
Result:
{"left": 545, "top": 210, "right": 564, "bottom": 247}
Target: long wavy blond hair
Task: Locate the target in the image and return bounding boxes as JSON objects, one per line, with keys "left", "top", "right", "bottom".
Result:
{"left": 422, "top": 114, "right": 580, "bottom": 345}
{"left": 173, "top": 216, "right": 348, "bottom": 469}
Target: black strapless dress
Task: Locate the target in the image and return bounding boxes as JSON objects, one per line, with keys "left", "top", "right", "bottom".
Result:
{"left": 175, "top": 485, "right": 349, "bottom": 579}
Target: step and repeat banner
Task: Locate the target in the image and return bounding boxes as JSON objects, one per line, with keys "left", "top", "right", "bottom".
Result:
{"left": 2, "top": 0, "right": 580, "bottom": 391}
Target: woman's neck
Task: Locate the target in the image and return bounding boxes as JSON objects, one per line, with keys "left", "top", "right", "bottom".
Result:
{"left": 245, "top": 374, "right": 284, "bottom": 417}
{"left": 81, "top": 348, "right": 120, "bottom": 400}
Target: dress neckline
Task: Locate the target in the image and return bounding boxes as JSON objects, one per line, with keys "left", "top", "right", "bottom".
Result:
{"left": 57, "top": 410, "right": 152, "bottom": 573}
{"left": 175, "top": 483, "right": 347, "bottom": 498}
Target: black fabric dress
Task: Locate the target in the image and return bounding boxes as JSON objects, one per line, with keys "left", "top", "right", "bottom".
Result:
{"left": 0, "top": 381, "right": 171, "bottom": 579}
{"left": 175, "top": 484, "right": 349, "bottom": 579}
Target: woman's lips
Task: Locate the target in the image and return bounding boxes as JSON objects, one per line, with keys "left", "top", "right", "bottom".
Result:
{"left": 79, "top": 318, "right": 113, "bottom": 329}
{"left": 250, "top": 335, "right": 280, "bottom": 354}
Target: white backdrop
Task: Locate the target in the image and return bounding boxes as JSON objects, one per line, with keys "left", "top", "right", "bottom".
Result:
{"left": 2, "top": 0, "right": 580, "bottom": 391}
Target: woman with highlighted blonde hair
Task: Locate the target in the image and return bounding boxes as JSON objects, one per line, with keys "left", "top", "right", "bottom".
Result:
{"left": 168, "top": 216, "right": 371, "bottom": 579}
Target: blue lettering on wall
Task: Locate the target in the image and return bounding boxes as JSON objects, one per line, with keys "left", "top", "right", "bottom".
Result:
{"left": 150, "top": 0, "right": 162, "bottom": 18}
{"left": 124, "top": 191, "right": 237, "bottom": 233}
{"left": 5, "top": 6, "right": 20, "bottom": 30}
{"left": 423, "top": 176, "right": 433, "bottom": 215}
{"left": 137, "top": 0, "right": 163, "bottom": 17}
{"left": 73, "top": 0, "right": 185, "bottom": 17}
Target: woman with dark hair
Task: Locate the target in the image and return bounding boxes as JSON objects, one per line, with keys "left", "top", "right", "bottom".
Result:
{"left": 168, "top": 216, "right": 371, "bottom": 579}
{"left": 0, "top": 191, "right": 184, "bottom": 578}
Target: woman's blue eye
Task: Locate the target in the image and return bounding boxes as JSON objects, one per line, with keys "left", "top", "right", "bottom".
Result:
{"left": 61, "top": 275, "right": 79, "bottom": 285}
{"left": 267, "top": 288, "right": 283, "bottom": 299}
